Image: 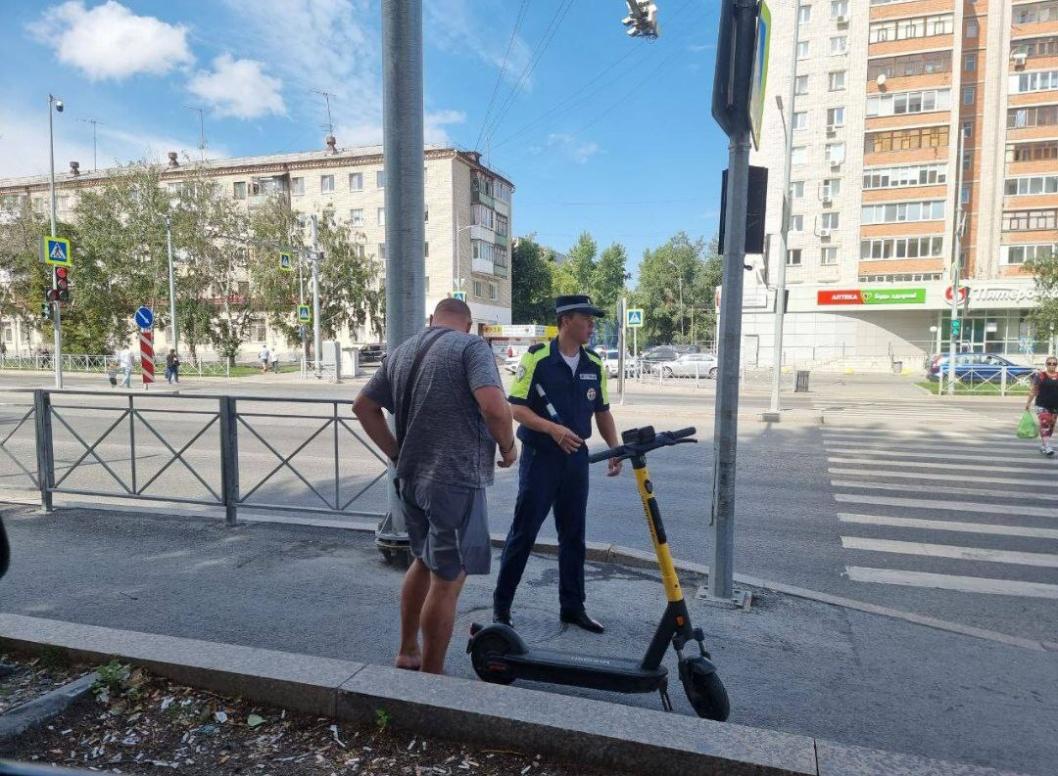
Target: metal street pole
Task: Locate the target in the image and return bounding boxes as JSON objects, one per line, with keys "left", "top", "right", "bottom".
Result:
{"left": 310, "top": 214, "right": 323, "bottom": 380}
{"left": 377, "top": 0, "right": 426, "bottom": 555}
{"left": 165, "top": 216, "right": 178, "bottom": 355}
{"left": 770, "top": 2, "right": 801, "bottom": 416}
{"left": 618, "top": 297, "right": 626, "bottom": 404}
{"left": 948, "top": 127, "right": 967, "bottom": 396}
{"left": 48, "top": 94, "right": 63, "bottom": 390}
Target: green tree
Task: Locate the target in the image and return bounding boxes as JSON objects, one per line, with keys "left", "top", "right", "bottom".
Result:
{"left": 633, "top": 232, "right": 715, "bottom": 347}
{"left": 591, "top": 242, "right": 628, "bottom": 315}
{"left": 0, "top": 198, "right": 60, "bottom": 348}
{"left": 1027, "top": 251, "right": 1058, "bottom": 352}
{"left": 511, "top": 235, "right": 555, "bottom": 323}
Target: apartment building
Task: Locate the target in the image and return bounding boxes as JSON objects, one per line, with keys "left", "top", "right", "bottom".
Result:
{"left": 743, "top": 0, "right": 1056, "bottom": 369}
{"left": 0, "top": 141, "right": 513, "bottom": 356}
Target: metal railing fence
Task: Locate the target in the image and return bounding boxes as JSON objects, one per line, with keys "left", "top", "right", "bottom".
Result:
{"left": 931, "top": 366, "right": 1034, "bottom": 396}
{"left": 0, "top": 354, "right": 301, "bottom": 377}
{"left": 0, "top": 389, "right": 387, "bottom": 524}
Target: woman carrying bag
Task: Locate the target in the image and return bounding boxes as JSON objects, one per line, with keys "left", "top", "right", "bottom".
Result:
{"left": 1024, "top": 356, "right": 1058, "bottom": 457}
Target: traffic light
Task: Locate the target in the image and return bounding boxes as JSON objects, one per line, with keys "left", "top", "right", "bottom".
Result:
{"left": 40, "top": 302, "right": 51, "bottom": 320}
{"left": 55, "top": 266, "right": 70, "bottom": 303}
{"left": 951, "top": 319, "right": 961, "bottom": 336}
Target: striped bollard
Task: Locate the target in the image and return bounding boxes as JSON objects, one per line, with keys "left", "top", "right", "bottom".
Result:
{"left": 140, "top": 329, "right": 155, "bottom": 387}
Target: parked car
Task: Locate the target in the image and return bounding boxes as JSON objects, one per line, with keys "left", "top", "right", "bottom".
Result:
{"left": 926, "top": 353, "right": 1035, "bottom": 383}
{"left": 601, "top": 349, "right": 635, "bottom": 377}
{"left": 503, "top": 354, "right": 521, "bottom": 374}
{"left": 358, "top": 344, "right": 385, "bottom": 364}
{"left": 659, "top": 353, "right": 719, "bottom": 379}
{"left": 638, "top": 346, "right": 680, "bottom": 373}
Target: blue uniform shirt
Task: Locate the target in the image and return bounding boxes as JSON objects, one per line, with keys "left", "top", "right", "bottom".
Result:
{"left": 508, "top": 338, "right": 609, "bottom": 453}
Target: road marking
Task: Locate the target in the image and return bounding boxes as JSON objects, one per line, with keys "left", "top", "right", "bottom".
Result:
{"left": 838, "top": 513, "right": 1058, "bottom": 540}
{"left": 833, "top": 493, "right": 1057, "bottom": 518}
{"left": 831, "top": 479, "right": 1058, "bottom": 503}
{"left": 822, "top": 435, "right": 1029, "bottom": 451}
{"left": 845, "top": 567, "right": 1058, "bottom": 598}
{"left": 829, "top": 468, "right": 1036, "bottom": 487}
{"left": 827, "top": 457, "right": 1055, "bottom": 474}
{"left": 825, "top": 446, "right": 1044, "bottom": 464}
{"left": 842, "top": 536, "right": 1058, "bottom": 568}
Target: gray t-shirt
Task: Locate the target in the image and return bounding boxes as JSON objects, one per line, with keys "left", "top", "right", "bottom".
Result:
{"left": 361, "top": 328, "right": 503, "bottom": 488}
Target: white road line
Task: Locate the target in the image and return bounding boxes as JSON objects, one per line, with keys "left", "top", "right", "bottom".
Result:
{"left": 838, "top": 513, "right": 1058, "bottom": 540}
{"left": 845, "top": 567, "right": 1058, "bottom": 598}
{"left": 833, "top": 493, "right": 1058, "bottom": 518}
{"left": 822, "top": 436, "right": 1029, "bottom": 450}
{"left": 825, "top": 446, "right": 1043, "bottom": 464}
{"left": 841, "top": 536, "right": 1058, "bottom": 568}
{"left": 828, "top": 468, "right": 1036, "bottom": 487}
{"left": 827, "top": 457, "right": 1054, "bottom": 474}
{"left": 831, "top": 479, "right": 1058, "bottom": 503}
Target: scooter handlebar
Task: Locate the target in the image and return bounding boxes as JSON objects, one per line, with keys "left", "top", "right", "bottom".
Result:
{"left": 587, "top": 426, "right": 697, "bottom": 464}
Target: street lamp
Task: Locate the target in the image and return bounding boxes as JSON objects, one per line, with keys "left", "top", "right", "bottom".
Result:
{"left": 164, "top": 215, "right": 178, "bottom": 355}
{"left": 48, "top": 93, "right": 64, "bottom": 389}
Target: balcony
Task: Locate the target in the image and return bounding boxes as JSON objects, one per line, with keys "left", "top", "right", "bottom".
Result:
{"left": 473, "top": 257, "right": 494, "bottom": 274}
{"left": 494, "top": 232, "right": 509, "bottom": 247}
{"left": 470, "top": 224, "right": 492, "bottom": 242}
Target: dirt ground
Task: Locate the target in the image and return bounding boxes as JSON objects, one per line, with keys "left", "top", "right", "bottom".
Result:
{"left": 1, "top": 651, "right": 630, "bottom": 775}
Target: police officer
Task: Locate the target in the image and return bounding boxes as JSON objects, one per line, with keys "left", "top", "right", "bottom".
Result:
{"left": 493, "top": 295, "right": 622, "bottom": 633}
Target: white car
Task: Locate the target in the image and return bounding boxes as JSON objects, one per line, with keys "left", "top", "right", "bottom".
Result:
{"left": 601, "top": 349, "right": 634, "bottom": 377}
{"left": 503, "top": 355, "right": 521, "bottom": 374}
{"left": 659, "top": 353, "right": 718, "bottom": 379}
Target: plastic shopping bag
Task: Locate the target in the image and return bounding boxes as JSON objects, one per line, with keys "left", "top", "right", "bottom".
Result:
{"left": 1017, "top": 410, "right": 1039, "bottom": 439}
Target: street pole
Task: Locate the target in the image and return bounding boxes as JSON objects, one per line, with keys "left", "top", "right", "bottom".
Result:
{"left": 297, "top": 244, "right": 308, "bottom": 374}
{"left": 948, "top": 127, "right": 967, "bottom": 396}
{"left": 165, "top": 216, "right": 178, "bottom": 355}
{"left": 48, "top": 94, "right": 63, "bottom": 390}
{"left": 310, "top": 214, "right": 323, "bottom": 380}
{"left": 618, "top": 297, "right": 626, "bottom": 404}
{"left": 770, "top": 2, "right": 800, "bottom": 416}
{"left": 377, "top": 0, "right": 426, "bottom": 555}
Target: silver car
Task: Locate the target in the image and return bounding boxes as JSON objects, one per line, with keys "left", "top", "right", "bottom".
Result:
{"left": 660, "top": 353, "right": 718, "bottom": 379}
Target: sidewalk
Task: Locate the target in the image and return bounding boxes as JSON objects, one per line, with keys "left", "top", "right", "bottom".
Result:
{"left": 1, "top": 505, "right": 1053, "bottom": 775}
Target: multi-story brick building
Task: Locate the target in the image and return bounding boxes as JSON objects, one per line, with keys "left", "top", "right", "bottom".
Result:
{"left": 0, "top": 141, "right": 513, "bottom": 357}
{"left": 742, "top": 0, "right": 1056, "bottom": 369}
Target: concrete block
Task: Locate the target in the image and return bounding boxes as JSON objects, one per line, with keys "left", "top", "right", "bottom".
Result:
{"left": 0, "top": 672, "right": 97, "bottom": 742}
{"left": 0, "top": 614, "right": 362, "bottom": 717}
{"left": 337, "top": 665, "right": 817, "bottom": 775}
{"left": 816, "top": 739, "right": 1028, "bottom": 776}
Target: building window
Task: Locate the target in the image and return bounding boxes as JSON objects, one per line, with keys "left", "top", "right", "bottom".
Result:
{"left": 496, "top": 213, "right": 509, "bottom": 236}
{"left": 291, "top": 177, "right": 304, "bottom": 196}
{"left": 962, "top": 86, "right": 976, "bottom": 105}
{"left": 1008, "top": 105, "right": 1058, "bottom": 129}
{"left": 795, "top": 75, "right": 809, "bottom": 95}
{"left": 829, "top": 36, "right": 847, "bottom": 55}
{"left": 473, "top": 279, "right": 483, "bottom": 297}
{"left": 866, "top": 89, "right": 951, "bottom": 117}
{"left": 1007, "top": 141, "right": 1058, "bottom": 162}
{"left": 867, "top": 51, "right": 952, "bottom": 80}
{"left": 378, "top": 243, "right": 386, "bottom": 259}
{"left": 1012, "top": 70, "right": 1058, "bottom": 94}
{"left": 233, "top": 182, "right": 246, "bottom": 200}
{"left": 493, "top": 245, "right": 509, "bottom": 277}
{"left": 787, "top": 249, "right": 802, "bottom": 266}
{"left": 826, "top": 107, "right": 845, "bottom": 128}
{"left": 1005, "top": 175, "right": 1058, "bottom": 195}
{"left": 861, "top": 236, "right": 944, "bottom": 260}
{"left": 861, "top": 200, "right": 945, "bottom": 224}
{"left": 376, "top": 170, "right": 386, "bottom": 188}
{"left": 820, "top": 212, "right": 840, "bottom": 230}
{"left": 472, "top": 240, "right": 493, "bottom": 261}
{"left": 350, "top": 208, "right": 364, "bottom": 226}
{"left": 965, "top": 18, "right": 978, "bottom": 38}
{"left": 821, "top": 247, "right": 839, "bottom": 265}
{"left": 962, "top": 120, "right": 973, "bottom": 139}
{"left": 963, "top": 53, "right": 976, "bottom": 72}
{"left": 869, "top": 14, "right": 954, "bottom": 44}
{"left": 864, "top": 125, "right": 949, "bottom": 153}
{"left": 830, "top": 0, "right": 848, "bottom": 19}
{"left": 862, "top": 163, "right": 947, "bottom": 189}
{"left": 377, "top": 207, "right": 386, "bottom": 226}
{"left": 789, "top": 214, "right": 804, "bottom": 232}
{"left": 791, "top": 181, "right": 805, "bottom": 199}
{"left": 798, "top": 5, "right": 811, "bottom": 25}
{"left": 472, "top": 204, "right": 495, "bottom": 229}
{"left": 1015, "top": 3, "right": 1058, "bottom": 24}
{"left": 961, "top": 184, "right": 971, "bottom": 204}
{"left": 424, "top": 241, "right": 429, "bottom": 257}
{"left": 822, "top": 178, "right": 841, "bottom": 199}
{"left": 791, "top": 146, "right": 807, "bottom": 165}
{"left": 792, "top": 111, "right": 808, "bottom": 130}
{"left": 488, "top": 282, "right": 498, "bottom": 301}
{"left": 828, "top": 71, "right": 846, "bottom": 91}
{"left": 349, "top": 172, "right": 363, "bottom": 191}
{"left": 1003, "top": 244, "right": 1055, "bottom": 265}
{"left": 825, "top": 142, "right": 845, "bottom": 165}
{"left": 797, "top": 41, "right": 810, "bottom": 59}
{"left": 321, "top": 175, "right": 335, "bottom": 194}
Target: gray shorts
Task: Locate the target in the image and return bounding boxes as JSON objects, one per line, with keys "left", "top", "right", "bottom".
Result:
{"left": 400, "top": 480, "right": 490, "bottom": 581}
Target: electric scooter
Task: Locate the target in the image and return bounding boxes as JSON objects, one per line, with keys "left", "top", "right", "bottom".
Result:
{"left": 467, "top": 426, "right": 729, "bottom": 721}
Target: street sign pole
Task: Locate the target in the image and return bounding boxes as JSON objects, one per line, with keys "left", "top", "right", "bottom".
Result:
{"left": 948, "top": 126, "right": 967, "bottom": 396}
{"left": 166, "top": 216, "right": 178, "bottom": 356}
{"left": 310, "top": 214, "right": 323, "bottom": 380}
{"left": 48, "top": 98, "right": 63, "bottom": 390}
{"left": 618, "top": 297, "right": 626, "bottom": 405}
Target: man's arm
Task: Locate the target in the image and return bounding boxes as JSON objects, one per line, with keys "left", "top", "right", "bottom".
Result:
{"left": 595, "top": 409, "right": 622, "bottom": 476}
{"left": 512, "top": 405, "right": 583, "bottom": 454}
{"left": 352, "top": 393, "right": 399, "bottom": 462}
{"left": 475, "top": 386, "right": 517, "bottom": 467}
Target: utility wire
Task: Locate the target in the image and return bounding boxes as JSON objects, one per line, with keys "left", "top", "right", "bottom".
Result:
{"left": 474, "top": 0, "right": 530, "bottom": 151}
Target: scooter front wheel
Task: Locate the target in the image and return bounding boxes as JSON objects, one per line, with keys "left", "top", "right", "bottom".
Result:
{"left": 680, "top": 658, "right": 730, "bottom": 721}
{"left": 470, "top": 632, "right": 517, "bottom": 685}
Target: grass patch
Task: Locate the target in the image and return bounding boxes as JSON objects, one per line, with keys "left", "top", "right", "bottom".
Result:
{"left": 917, "top": 380, "right": 1031, "bottom": 396}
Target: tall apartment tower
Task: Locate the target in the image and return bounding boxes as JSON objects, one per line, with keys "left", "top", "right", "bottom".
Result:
{"left": 743, "top": 0, "right": 1056, "bottom": 370}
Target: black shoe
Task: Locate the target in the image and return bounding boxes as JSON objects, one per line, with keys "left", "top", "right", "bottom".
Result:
{"left": 560, "top": 610, "right": 605, "bottom": 634}
{"left": 493, "top": 610, "right": 513, "bottom": 628}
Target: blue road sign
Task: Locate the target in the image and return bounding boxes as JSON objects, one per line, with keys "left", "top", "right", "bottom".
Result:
{"left": 451, "top": 291, "right": 467, "bottom": 302}
{"left": 134, "top": 306, "right": 154, "bottom": 329}
{"left": 626, "top": 308, "right": 644, "bottom": 328}
{"left": 297, "top": 305, "right": 311, "bottom": 323}
{"left": 42, "top": 236, "right": 72, "bottom": 267}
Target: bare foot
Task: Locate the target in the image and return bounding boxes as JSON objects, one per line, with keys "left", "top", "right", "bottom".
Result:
{"left": 395, "top": 654, "right": 421, "bottom": 671}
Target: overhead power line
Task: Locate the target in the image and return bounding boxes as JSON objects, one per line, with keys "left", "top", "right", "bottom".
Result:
{"left": 475, "top": 0, "right": 530, "bottom": 152}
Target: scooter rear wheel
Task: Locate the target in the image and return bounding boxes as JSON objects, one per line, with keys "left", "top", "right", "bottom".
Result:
{"left": 680, "top": 658, "right": 730, "bottom": 721}
{"left": 470, "top": 633, "right": 516, "bottom": 685}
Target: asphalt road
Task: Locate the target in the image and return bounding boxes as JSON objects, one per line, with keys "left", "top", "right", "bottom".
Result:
{"left": 1, "top": 371, "right": 1054, "bottom": 644}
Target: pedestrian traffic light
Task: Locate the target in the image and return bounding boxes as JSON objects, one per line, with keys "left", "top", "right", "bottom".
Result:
{"left": 951, "top": 319, "right": 961, "bottom": 336}
{"left": 55, "top": 266, "right": 70, "bottom": 303}
{"left": 40, "top": 302, "right": 51, "bottom": 320}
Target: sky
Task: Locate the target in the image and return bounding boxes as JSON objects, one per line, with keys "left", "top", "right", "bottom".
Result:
{"left": 0, "top": 0, "right": 729, "bottom": 278}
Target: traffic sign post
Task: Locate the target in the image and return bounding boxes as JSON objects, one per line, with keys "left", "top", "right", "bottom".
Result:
{"left": 134, "top": 306, "right": 154, "bottom": 330}
{"left": 625, "top": 308, "right": 644, "bottom": 328}
{"left": 42, "top": 236, "right": 72, "bottom": 267}
{"left": 42, "top": 235, "right": 72, "bottom": 389}
{"left": 451, "top": 291, "right": 467, "bottom": 302}
{"left": 297, "top": 305, "right": 312, "bottom": 324}
{"left": 139, "top": 328, "right": 155, "bottom": 387}
{"left": 279, "top": 251, "right": 293, "bottom": 272}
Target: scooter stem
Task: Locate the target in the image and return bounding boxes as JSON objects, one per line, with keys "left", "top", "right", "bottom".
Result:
{"left": 632, "top": 456, "right": 684, "bottom": 604}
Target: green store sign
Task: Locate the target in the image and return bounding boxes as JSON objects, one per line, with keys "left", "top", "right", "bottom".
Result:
{"left": 861, "top": 288, "right": 926, "bottom": 305}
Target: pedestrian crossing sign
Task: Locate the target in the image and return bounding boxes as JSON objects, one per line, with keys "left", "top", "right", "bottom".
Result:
{"left": 297, "top": 304, "right": 311, "bottom": 323}
{"left": 42, "top": 236, "right": 72, "bottom": 267}
{"left": 626, "top": 308, "right": 644, "bottom": 328}
{"left": 451, "top": 291, "right": 467, "bottom": 302}
{"left": 279, "top": 251, "right": 293, "bottom": 272}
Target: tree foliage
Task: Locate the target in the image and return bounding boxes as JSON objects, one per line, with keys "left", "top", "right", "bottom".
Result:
{"left": 633, "top": 232, "right": 720, "bottom": 347}
{"left": 1027, "top": 252, "right": 1058, "bottom": 348}
{"left": 511, "top": 235, "right": 555, "bottom": 324}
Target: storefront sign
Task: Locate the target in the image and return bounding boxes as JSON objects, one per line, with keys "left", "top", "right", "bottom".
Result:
{"left": 818, "top": 288, "right": 926, "bottom": 306}
{"left": 970, "top": 286, "right": 1039, "bottom": 305}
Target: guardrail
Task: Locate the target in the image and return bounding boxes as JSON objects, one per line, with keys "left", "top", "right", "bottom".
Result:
{"left": 0, "top": 389, "right": 387, "bottom": 524}
{"left": 931, "top": 367, "right": 1033, "bottom": 396}
{"left": 0, "top": 354, "right": 303, "bottom": 377}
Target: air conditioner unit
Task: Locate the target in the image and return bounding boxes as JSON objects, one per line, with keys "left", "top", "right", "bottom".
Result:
{"left": 1011, "top": 51, "right": 1028, "bottom": 69}
{"left": 821, "top": 192, "right": 833, "bottom": 205}
{"left": 826, "top": 124, "right": 837, "bottom": 135}
{"left": 819, "top": 228, "right": 832, "bottom": 239}
{"left": 836, "top": 13, "right": 849, "bottom": 26}
{"left": 830, "top": 158, "right": 843, "bottom": 168}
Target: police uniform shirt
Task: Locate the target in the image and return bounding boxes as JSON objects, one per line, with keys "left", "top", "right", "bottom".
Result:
{"left": 508, "top": 339, "right": 609, "bottom": 451}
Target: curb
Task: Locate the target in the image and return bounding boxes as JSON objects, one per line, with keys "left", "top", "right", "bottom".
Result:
{"left": 0, "top": 614, "right": 1027, "bottom": 776}
{"left": 0, "top": 671, "right": 98, "bottom": 743}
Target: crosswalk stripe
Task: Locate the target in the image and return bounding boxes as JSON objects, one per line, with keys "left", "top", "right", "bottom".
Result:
{"left": 827, "top": 457, "right": 1055, "bottom": 474}
{"left": 834, "top": 493, "right": 1057, "bottom": 518}
{"left": 825, "top": 446, "right": 1043, "bottom": 464}
{"left": 828, "top": 468, "right": 1036, "bottom": 487}
{"left": 838, "top": 513, "right": 1058, "bottom": 540}
{"left": 841, "top": 536, "right": 1058, "bottom": 568}
{"left": 822, "top": 435, "right": 1028, "bottom": 450}
{"left": 845, "top": 567, "right": 1058, "bottom": 598}
{"left": 831, "top": 479, "right": 1058, "bottom": 503}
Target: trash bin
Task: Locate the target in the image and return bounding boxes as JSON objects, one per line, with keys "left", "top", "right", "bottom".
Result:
{"left": 795, "top": 370, "right": 810, "bottom": 393}
{"left": 891, "top": 360, "right": 903, "bottom": 375}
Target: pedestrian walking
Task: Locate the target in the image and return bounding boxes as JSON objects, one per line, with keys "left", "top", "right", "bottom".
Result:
{"left": 1025, "top": 356, "right": 1058, "bottom": 457}
{"left": 353, "top": 298, "right": 516, "bottom": 674}
{"left": 270, "top": 348, "right": 280, "bottom": 373}
{"left": 493, "top": 295, "right": 623, "bottom": 634}
{"left": 258, "top": 345, "right": 270, "bottom": 374}
{"left": 165, "top": 349, "right": 180, "bottom": 384}
{"left": 118, "top": 347, "right": 132, "bottom": 388}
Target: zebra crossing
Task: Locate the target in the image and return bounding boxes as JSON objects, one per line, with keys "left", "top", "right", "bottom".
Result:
{"left": 815, "top": 398, "right": 987, "bottom": 423}
{"left": 821, "top": 416, "right": 1058, "bottom": 600}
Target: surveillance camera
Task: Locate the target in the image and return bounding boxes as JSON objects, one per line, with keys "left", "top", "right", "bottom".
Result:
{"left": 55, "top": 101, "right": 64, "bottom": 112}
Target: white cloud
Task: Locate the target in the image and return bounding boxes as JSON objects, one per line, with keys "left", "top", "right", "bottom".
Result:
{"left": 188, "top": 55, "right": 286, "bottom": 119}
{"left": 546, "top": 133, "right": 600, "bottom": 164}
{"left": 425, "top": 110, "right": 466, "bottom": 144}
{"left": 29, "top": 1, "right": 193, "bottom": 81}
{"left": 424, "top": 0, "right": 532, "bottom": 87}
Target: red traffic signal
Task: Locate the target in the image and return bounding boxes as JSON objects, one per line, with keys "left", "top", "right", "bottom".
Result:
{"left": 54, "top": 266, "right": 70, "bottom": 303}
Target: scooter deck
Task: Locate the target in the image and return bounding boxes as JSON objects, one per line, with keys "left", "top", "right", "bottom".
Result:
{"left": 503, "top": 648, "right": 668, "bottom": 694}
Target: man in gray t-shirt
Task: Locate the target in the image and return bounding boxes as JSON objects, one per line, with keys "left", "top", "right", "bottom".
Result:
{"left": 353, "top": 298, "right": 516, "bottom": 674}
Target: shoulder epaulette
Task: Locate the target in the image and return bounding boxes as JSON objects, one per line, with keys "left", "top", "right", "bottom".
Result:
{"left": 528, "top": 343, "right": 546, "bottom": 353}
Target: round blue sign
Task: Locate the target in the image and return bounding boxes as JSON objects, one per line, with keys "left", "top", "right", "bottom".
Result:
{"left": 134, "top": 306, "right": 154, "bottom": 329}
